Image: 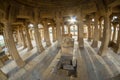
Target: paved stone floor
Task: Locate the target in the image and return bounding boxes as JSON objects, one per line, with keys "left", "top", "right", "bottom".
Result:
{"left": 0, "top": 39, "right": 120, "bottom": 80}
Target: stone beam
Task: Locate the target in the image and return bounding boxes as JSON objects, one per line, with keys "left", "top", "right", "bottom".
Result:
{"left": 108, "top": 0, "right": 120, "bottom": 7}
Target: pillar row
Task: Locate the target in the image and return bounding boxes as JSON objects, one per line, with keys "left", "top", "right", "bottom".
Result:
{"left": 4, "top": 22, "right": 25, "bottom": 67}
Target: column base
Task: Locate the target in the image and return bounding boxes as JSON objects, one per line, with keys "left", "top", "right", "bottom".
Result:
{"left": 16, "top": 59, "right": 25, "bottom": 67}
{"left": 46, "top": 42, "right": 51, "bottom": 47}
{"left": 91, "top": 40, "right": 98, "bottom": 48}
{"left": 98, "top": 47, "right": 108, "bottom": 56}
{"left": 40, "top": 46, "right": 45, "bottom": 52}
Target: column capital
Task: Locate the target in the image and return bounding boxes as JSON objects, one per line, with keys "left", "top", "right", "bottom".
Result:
{"left": 103, "top": 7, "right": 112, "bottom": 16}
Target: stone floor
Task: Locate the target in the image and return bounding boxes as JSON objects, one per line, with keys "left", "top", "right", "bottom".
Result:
{"left": 1, "top": 39, "right": 120, "bottom": 80}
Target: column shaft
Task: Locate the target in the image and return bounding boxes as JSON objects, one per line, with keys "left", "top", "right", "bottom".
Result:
{"left": 87, "top": 20, "right": 92, "bottom": 41}
{"left": 98, "top": 12, "right": 110, "bottom": 56}
{"left": 24, "top": 26, "right": 33, "bottom": 50}
{"left": 20, "top": 28, "right": 27, "bottom": 48}
{"left": 112, "top": 24, "right": 117, "bottom": 42}
{"left": 68, "top": 25, "right": 70, "bottom": 35}
{"left": 34, "top": 23, "right": 44, "bottom": 52}
{"left": 17, "top": 28, "right": 22, "bottom": 46}
{"left": 78, "top": 22, "right": 84, "bottom": 47}
{"left": 56, "top": 21, "right": 62, "bottom": 47}
{"left": 43, "top": 23, "right": 51, "bottom": 47}
{"left": 52, "top": 26, "right": 56, "bottom": 42}
{"left": 91, "top": 14, "right": 99, "bottom": 48}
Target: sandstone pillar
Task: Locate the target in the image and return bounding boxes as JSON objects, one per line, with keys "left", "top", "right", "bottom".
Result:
{"left": 62, "top": 23, "right": 65, "bottom": 36}
{"left": 91, "top": 14, "right": 99, "bottom": 48}
{"left": 55, "top": 14, "right": 62, "bottom": 47}
{"left": 98, "top": 9, "right": 111, "bottom": 56}
{"left": 20, "top": 27, "right": 27, "bottom": 48}
{"left": 43, "top": 21, "right": 51, "bottom": 47}
{"left": 68, "top": 25, "right": 70, "bottom": 35}
{"left": 73, "top": 26, "right": 76, "bottom": 36}
{"left": 109, "top": 19, "right": 112, "bottom": 41}
{"left": 91, "top": 24, "right": 94, "bottom": 39}
{"left": 24, "top": 25, "right": 33, "bottom": 50}
{"left": 112, "top": 23, "right": 117, "bottom": 42}
{"left": 34, "top": 23, "right": 44, "bottom": 52}
{"left": 52, "top": 26, "right": 56, "bottom": 42}
{"left": 99, "top": 20, "right": 103, "bottom": 41}
{"left": 13, "top": 33, "right": 18, "bottom": 45}
{"left": 43, "top": 25, "right": 47, "bottom": 42}
{"left": 17, "top": 27, "right": 22, "bottom": 46}
{"left": 77, "top": 15, "right": 84, "bottom": 48}
{"left": 29, "top": 29, "right": 34, "bottom": 40}
{"left": 4, "top": 22, "right": 25, "bottom": 67}
{"left": 87, "top": 19, "right": 92, "bottom": 41}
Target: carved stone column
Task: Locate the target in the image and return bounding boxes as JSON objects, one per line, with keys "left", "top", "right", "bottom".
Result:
{"left": 112, "top": 23, "right": 117, "bottom": 42}
{"left": 13, "top": 33, "right": 17, "bottom": 44}
{"left": 77, "top": 9, "right": 84, "bottom": 48}
{"left": 24, "top": 25, "right": 33, "bottom": 50}
{"left": 62, "top": 22, "right": 65, "bottom": 36}
{"left": 29, "top": 29, "right": 34, "bottom": 40}
{"left": 20, "top": 27, "right": 27, "bottom": 48}
{"left": 91, "top": 13, "right": 99, "bottom": 48}
{"left": 17, "top": 27, "right": 22, "bottom": 46}
{"left": 43, "top": 21, "right": 51, "bottom": 47}
{"left": 109, "top": 18, "right": 112, "bottom": 41}
{"left": 73, "top": 26, "right": 76, "bottom": 36}
{"left": 33, "top": 8, "right": 44, "bottom": 52}
{"left": 98, "top": 9, "right": 111, "bottom": 56}
{"left": 87, "top": 19, "right": 92, "bottom": 41}
{"left": 4, "top": 22, "right": 25, "bottom": 67}
{"left": 55, "top": 14, "right": 62, "bottom": 47}
{"left": 99, "top": 19, "right": 103, "bottom": 41}
{"left": 52, "top": 25, "right": 56, "bottom": 42}
{"left": 77, "top": 15, "right": 84, "bottom": 48}
{"left": 68, "top": 25, "right": 70, "bottom": 35}
{"left": 34, "top": 23, "right": 44, "bottom": 52}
